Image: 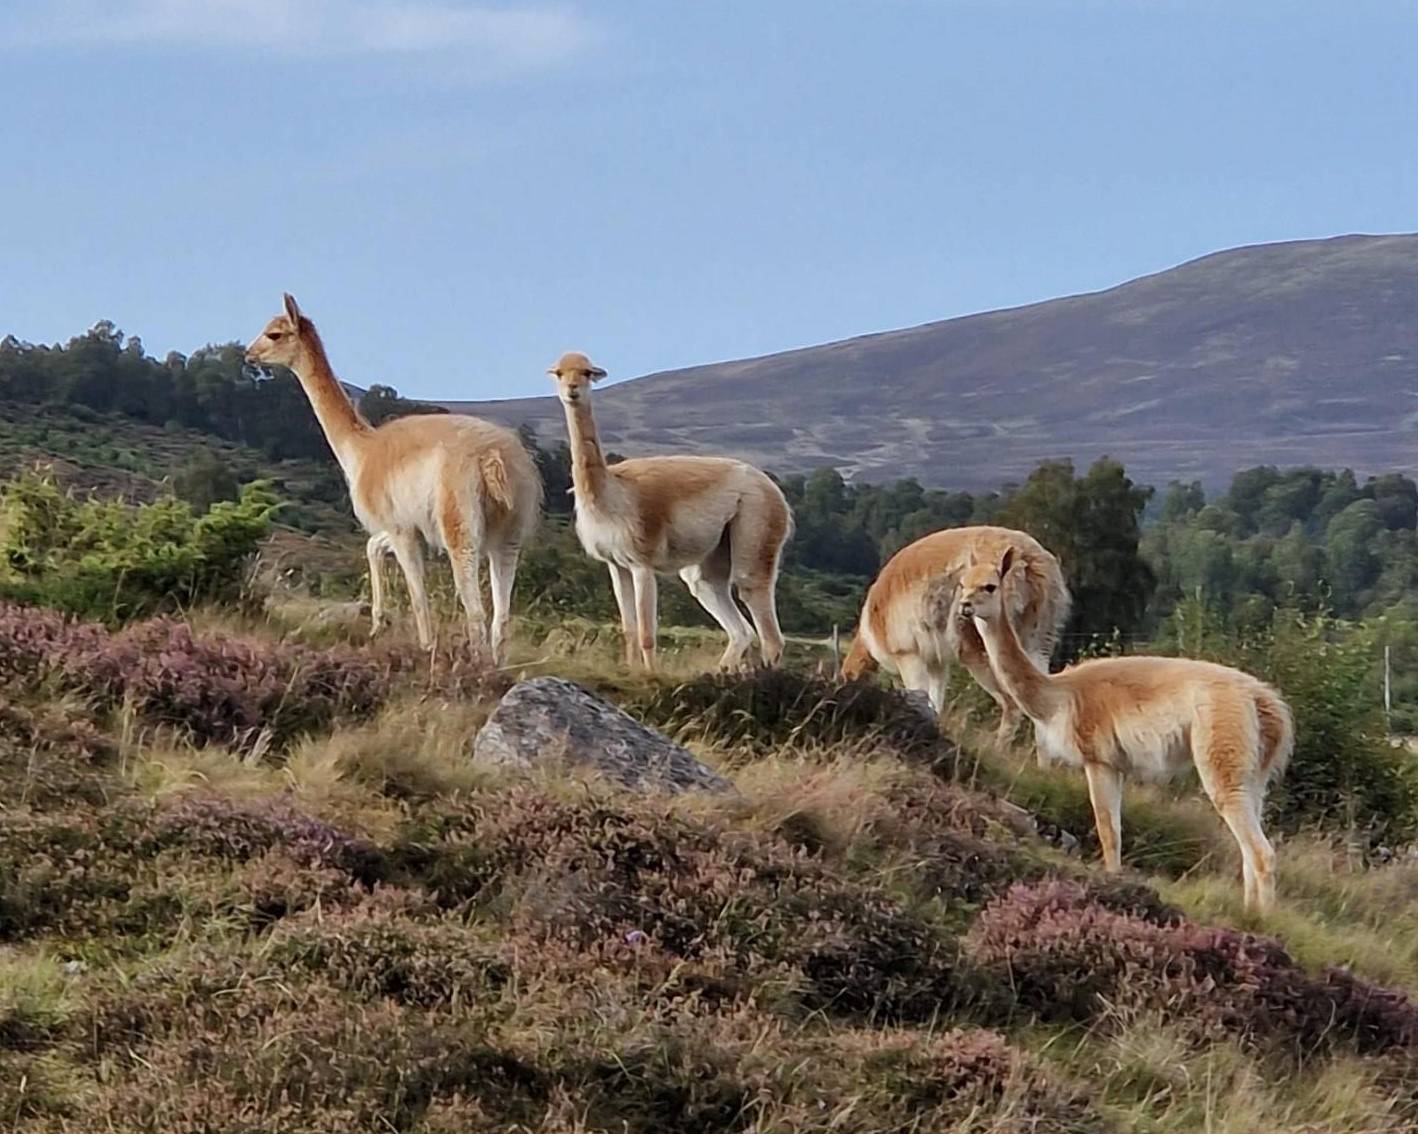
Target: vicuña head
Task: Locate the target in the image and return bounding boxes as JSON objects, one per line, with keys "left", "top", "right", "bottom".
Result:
{"left": 244, "top": 293, "right": 310, "bottom": 371}
{"left": 956, "top": 547, "right": 1012, "bottom": 624}
{"left": 548, "top": 351, "right": 607, "bottom": 405}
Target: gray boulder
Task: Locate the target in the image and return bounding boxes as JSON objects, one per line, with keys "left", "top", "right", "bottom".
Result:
{"left": 473, "top": 676, "right": 734, "bottom": 795}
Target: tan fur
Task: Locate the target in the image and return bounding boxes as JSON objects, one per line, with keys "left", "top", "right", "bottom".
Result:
{"left": 245, "top": 295, "right": 541, "bottom": 660}
{"left": 959, "top": 549, "right": 1294, "bottom": 913}
{"left": 549, "top": 352, "right": 793, "bottom": 671}
{"left": 843, "top": 526, "right": 1070, "bottom": 744}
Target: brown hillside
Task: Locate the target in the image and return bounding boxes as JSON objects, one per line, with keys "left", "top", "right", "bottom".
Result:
{"left": 445, "top": 234, "right": 1418, "bottom": 490}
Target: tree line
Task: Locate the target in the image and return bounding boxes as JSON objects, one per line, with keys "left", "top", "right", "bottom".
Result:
{"left": 6, "top": 322, "right": 1417, "bottom": 653}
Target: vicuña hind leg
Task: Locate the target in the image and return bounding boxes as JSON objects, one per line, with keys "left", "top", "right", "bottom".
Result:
{"left": 440, "top": 494, "right": 488, "bottom": 654}
{"left": 737, "top": 579, "right": 784, "bottom": 667}
{"left": 385, "top": 530, "right": 433, "bottom": 651}
{"left": 366, "top": 533, "right": 391, "bottom": 636}
{"left": 448, "top": 546, "right": 489, "bottom": 654}
{"left": 1214, "top": 794, "right": 1276, "bottom": 913}
{"left": 726, "top": 509, "right": 786, "bottom": 667}
{"left": 1192, "top": 703, "right": 1274, "bottom": 912}
{"left": 680, "top": 563, "right": 754, "bottom": 670}
{"left": 487, "top": 545, "right": 521, "bottom": 665}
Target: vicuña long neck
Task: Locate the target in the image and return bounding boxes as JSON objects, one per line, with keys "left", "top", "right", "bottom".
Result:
{"left": 974, "top": 610, "right": 1061, "bottom": 723}
{"left": 561, "top": 396, "right": 609, "bottom": 507}
{"left": 291, "top": 328, "right": 370, "bottom": 473}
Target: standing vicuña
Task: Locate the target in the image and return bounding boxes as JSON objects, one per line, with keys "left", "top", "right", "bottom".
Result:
{"left": 842, "top": 526, "right": 1070, "bottom": 744}
{"left": 549, "top": 352, "right": 792, "bottom": 670}
{"left": 245, "top": 295, "right": 541, "bottom": 660}
{"left": 959, "top": 547, "right": 1293, "bottom": 912}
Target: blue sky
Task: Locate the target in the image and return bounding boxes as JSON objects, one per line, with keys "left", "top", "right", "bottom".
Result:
{"left": 2, "top": 1, "right": 1415, "bottom": 401}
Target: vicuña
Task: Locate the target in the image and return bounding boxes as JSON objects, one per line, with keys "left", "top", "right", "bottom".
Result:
{"left": 842, "top": 526, "right": 1070, "bottom": 745}
{"left": 549, "top": 351, "right": 793, "bottom": 670}
{"left": 245, "top": 295, "right": 541, "bottom": 660}
{"left": 958, "top": 546, "right": 1293, "bottom": 913}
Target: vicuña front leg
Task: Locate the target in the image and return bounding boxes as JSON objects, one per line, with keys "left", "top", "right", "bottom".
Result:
{"left": 609, "top": 564, "right": 639, "bottom": 668}
{"left": 679, "top": 564, "right": 754, "bottom": 671}
{"left": 632, "top": 565, "right": 659, "bottom": 670}
{"left": 1083, "top": 761, "right": 1124, "bottom": 873}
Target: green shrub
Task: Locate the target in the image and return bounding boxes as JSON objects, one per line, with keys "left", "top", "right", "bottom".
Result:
{"left": 1164, "top": 600, "right": 1418, "bottom": 845}
{"left": 0, "top": 470, "right": 277, "bottom": 622}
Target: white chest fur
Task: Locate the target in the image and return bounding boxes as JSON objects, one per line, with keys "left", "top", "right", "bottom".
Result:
{"left": 1035, "top": 717, "right": 1083, "bottom": 769}
{"left": 574, "top": 503, "right": 640, "bottom": 568}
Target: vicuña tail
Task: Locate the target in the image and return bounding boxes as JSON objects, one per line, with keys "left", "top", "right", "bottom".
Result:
{"left": 481, "top": 452, "right": 514, "bottom": 513}
{"left": 841, "top": 633, "right": 878, "bottom": 680}
{"left": 1257, "top": 690, "right": 1294, "bottom": 782}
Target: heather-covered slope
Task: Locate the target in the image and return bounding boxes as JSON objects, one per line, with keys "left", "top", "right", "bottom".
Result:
{"left": 6, "top": 609, "right": 1418, "bottom": 1131}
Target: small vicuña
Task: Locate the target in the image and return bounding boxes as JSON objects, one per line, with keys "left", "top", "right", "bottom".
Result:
{"left": 549, "top": 351, "right": 793, "bottom": 671}
{"left": 958, "top": 546, "right": 1293, "bottom": 912}
{"left": 245, "top": 295, "right": 541, "bottom": 660}
{"left": 842, "top": 525, "right": 1070, "bottom": 744}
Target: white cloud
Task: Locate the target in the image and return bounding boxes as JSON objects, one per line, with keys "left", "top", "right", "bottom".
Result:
{"left": 7, "top": 0, "right": 595, "bottom": 67}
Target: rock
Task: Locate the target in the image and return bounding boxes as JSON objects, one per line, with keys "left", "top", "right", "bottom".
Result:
{"left": 995, "top": 799, "right": 1082, "bottom": 856}
{"left": 473, "top": 677, "right": 735, "bottom": 795}
{"left": 1034, "top": 817, "right": 1084, "bottom": 856}
{"left": 308, "top": 600, "right": 371, "bottom": 627}
{"left": 996, "top": 800, "right": 1040, "bottom": 840}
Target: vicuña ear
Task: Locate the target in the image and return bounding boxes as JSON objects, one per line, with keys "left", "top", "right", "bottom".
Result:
{"left": 999, "top": 547, "right": 1016, "bottom": 577}
{"left": 588, "top": 365, "right": 607, "bottom": 380}
{"left": 283, "top": 293, "right": 303, "bottom": 324}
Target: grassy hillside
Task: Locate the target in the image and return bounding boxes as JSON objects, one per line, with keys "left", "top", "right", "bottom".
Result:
{"left": 450, "top": 233, "right": 1418, "bottom": 490}
{"left": 5, "top": 606, "right": 1418, "bottom": 1131}
{"left": 0, "top": 400, "right": 354, "bottom": 534}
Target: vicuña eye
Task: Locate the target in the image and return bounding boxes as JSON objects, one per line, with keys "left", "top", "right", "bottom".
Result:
{"left": 984, "top": 584, "right": 997, "bottom": 593}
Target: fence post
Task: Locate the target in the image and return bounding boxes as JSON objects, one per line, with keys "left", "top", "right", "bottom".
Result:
{"left": 1385, "top": 644, "right": 1393, "bottom": 735}
{"left": 831, "top": 624, "right": 841, "bottom": 676}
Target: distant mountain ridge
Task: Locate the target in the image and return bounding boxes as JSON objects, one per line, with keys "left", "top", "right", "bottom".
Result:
{"left": 439, "top": 234, "right": 1418, "bottom": 491}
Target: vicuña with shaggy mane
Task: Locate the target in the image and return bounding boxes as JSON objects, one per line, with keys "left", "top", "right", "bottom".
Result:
{"left": 842, "top": 526, "right": 1070, "bottom": 743}
{"left": 245, "top": 295, "right": 541, "bottom": 660}
{"left": 959, "top": 546, "right": 1293, "bottom": 912}
{"left": 549, "top": 351, "right": 793, "bottom": 670}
